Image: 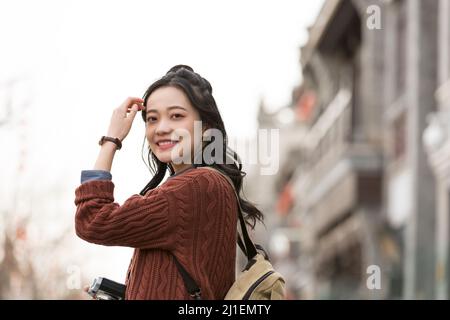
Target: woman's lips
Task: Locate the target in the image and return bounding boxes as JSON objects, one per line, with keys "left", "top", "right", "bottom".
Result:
{"left": 156, "top": 140, "right": 179, "bottom": 150}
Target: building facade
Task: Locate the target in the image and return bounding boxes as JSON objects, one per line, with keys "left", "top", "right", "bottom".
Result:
{"left": 247, "top": 0, "right": 449, "bottom": 299}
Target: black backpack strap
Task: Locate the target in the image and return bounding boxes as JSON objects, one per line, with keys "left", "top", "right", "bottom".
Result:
{"left": 173, "top": 256, "right": 202, "bottom": 300}
{"left": 237, "top": 234, "right": 247, "bottom": 256}
{"left": 237, "top": 205, "right": 258, "bottom": 260}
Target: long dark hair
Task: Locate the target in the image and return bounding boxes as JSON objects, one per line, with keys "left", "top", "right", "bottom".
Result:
{"left": 139, "top": 64, "right": 263, "bottom": 229}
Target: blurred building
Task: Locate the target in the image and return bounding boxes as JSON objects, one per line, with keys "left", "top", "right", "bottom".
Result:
{"left": 383, "top": 0, "right": 441, "bottom": 300}
{"left": 247, "top": 0, "right": 450, "bottom": 299}
{"left": 422, "top": 0, "right": 450, "bottom": 300}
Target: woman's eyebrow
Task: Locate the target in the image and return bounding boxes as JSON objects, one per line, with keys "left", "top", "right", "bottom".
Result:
{"left": 146, "top": 105, "right": 187, "bottom": 113}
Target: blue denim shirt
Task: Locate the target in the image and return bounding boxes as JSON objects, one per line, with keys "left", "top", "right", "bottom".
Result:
{"left": 80, "top": 170, "right": 112, "bottom": 184}
{"left": 80, "top": 165, "right": 196, "bottom": 184}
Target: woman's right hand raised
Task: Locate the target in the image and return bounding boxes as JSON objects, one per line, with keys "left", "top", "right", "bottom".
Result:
{"left": 106, "top": 97, "right": 145, "bottom": 142}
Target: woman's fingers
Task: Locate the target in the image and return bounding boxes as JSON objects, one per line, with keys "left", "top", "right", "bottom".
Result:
{"left": 127, "top": 103, "right": 140, "bottom": 121}
{"left": 126, "top": 104, "right": 144, "bottom": 113}
{"left": 120, "top": 97, "right": 144, "bottom": 113}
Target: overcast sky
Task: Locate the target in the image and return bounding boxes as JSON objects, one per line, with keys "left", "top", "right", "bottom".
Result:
{"left": 0, "top": 0, "right": 324, "bottom": 287}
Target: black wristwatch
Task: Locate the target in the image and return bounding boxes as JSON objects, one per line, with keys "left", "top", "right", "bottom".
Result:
{"left": 98, "top": 136, "right": 122, "bottom": 150}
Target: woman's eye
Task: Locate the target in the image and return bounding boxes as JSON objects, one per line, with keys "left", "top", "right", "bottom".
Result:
{"left": 147, "top": 117, "right": 157, "bottom": 123}
{"left": 171, "top": 114, "right": 184, "bottom": 120}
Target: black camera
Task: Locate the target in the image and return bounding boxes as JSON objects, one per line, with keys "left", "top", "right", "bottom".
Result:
{"left": 87, "top": 277, "right": 126, "bottom": 300}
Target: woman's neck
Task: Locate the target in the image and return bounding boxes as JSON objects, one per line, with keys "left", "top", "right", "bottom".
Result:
{"left": 170, "top": 163, "right": 194, "bottom": 174}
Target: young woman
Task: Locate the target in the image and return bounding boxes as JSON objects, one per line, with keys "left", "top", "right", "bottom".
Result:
{"left": 74, "top": 65, "right": 263, "bottom": 300}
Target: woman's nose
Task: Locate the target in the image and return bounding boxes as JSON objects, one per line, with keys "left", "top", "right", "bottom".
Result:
{"left": 155, "top": 119, "right": 172, "bottom": 135}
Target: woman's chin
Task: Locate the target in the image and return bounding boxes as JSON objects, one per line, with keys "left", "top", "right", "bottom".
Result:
{"left": 155, "top": 153, "right": 187, "bottom": 165}
{"left": 154, "top": 154, "right": 173, "bottom": 164}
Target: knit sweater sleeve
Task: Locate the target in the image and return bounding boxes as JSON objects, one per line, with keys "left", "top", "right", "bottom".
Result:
{"left": 74, "top": 179, "right": 175, "bottom": 249}
{"left": 74, "top": 168, "right": 235, "bottom": 251}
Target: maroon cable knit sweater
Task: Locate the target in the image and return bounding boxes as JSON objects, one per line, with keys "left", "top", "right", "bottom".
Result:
{"left": 74, "top": 167, "right": 238, "bottom": 300}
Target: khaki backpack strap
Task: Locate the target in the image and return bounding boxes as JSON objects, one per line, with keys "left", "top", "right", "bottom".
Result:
{"left": 201, "top": 166, "right": 258, "bottom": 260}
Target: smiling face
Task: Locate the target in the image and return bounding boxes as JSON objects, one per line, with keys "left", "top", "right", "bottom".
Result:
{"left": 145, "top": 86, "right": 203, "bottom": 172}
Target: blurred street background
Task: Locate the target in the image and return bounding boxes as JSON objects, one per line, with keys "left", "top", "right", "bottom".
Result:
{"left": 2, "top": 0, "right": 450, "bottom": 300}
